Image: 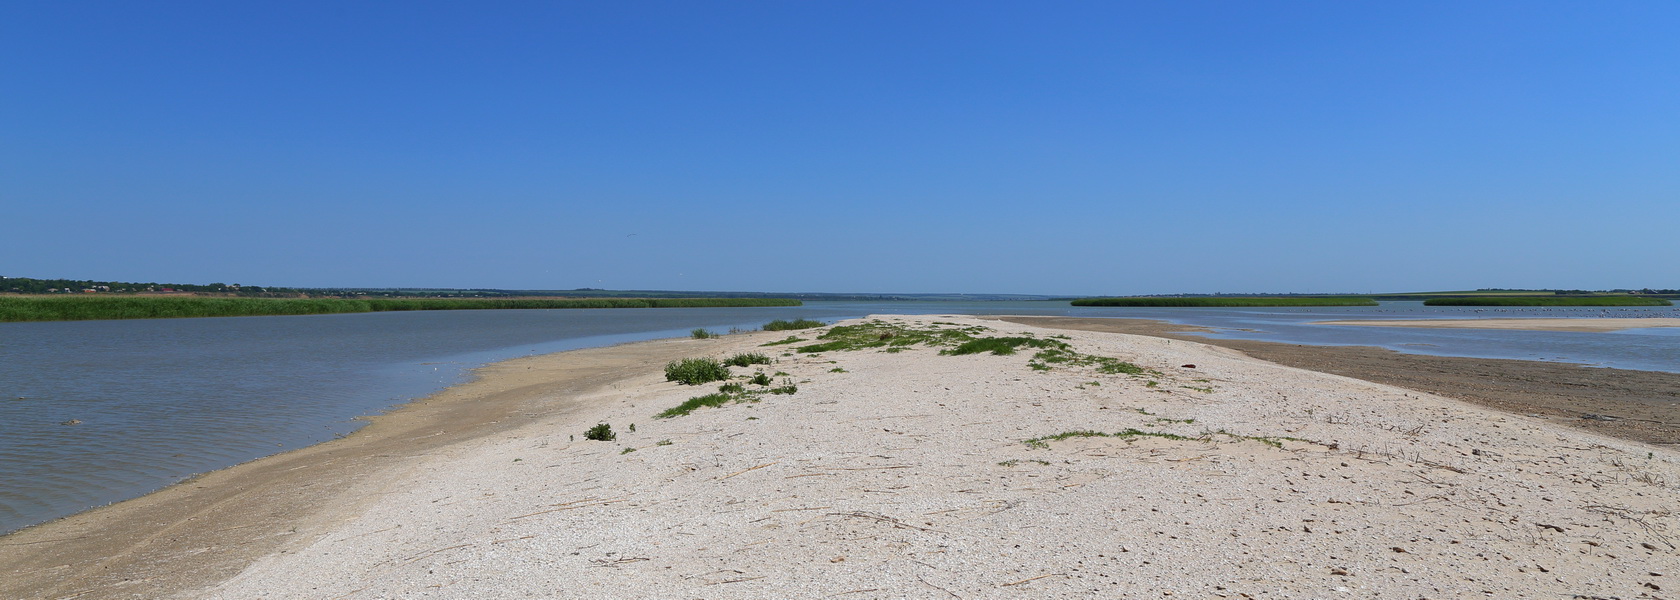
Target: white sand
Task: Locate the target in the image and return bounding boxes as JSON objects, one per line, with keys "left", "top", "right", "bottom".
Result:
{"left": 198, "top": 316, "right": 1679, "bottom": 599}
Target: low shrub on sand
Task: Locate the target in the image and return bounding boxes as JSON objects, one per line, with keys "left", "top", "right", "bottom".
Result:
{"left": 665, "top": 358, "right": 730, "bottom": 385}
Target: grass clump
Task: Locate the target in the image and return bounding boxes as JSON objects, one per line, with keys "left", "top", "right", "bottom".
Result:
{"left": 656, "top": 393, "right": 735, "bottom": 418}
{"left": 665, "top": 358, "right": 731, "bottom": 385}
{"left": 691, "top": 328, "right": 717, "bottom": 339}
{"left": 1024, "top": 429, "right": 1192, "bottom": 449}
{"left": 761, "top": 336, "right": 805, "bottom": 346}
{"left": 1072, "top": 297, "right": 1378, "bottom": 307}
{"left": 1423, "top": 296, "right": 1671, "bottom": 306}
{"left": 719, "top": 382, "right": 745, "bottom": 394}
{"left": 795, "top": 320, "right": 987, "bottom": 354}
{"left": 724, "top": 352, "right": 771, "bottom": 367}
{"left": 1026, "top": 344, "right": 1147, "bottom": 375}
{"left": 763, "top": 318, "right": 826, "bottom": 331}
{"left": 769, "top": 380, "right": 798, "bottom": 395}
{"left": 584, "top": 423, "right": 616, "bottom": 441}
{"left": 1024, "top": 428, "right": 1303, "bottom": 450}
{"left": 748, "top": 372, "right": 773, "bottom": 386}
{"left": 942, "top": 336, "right": 1062, "bottom": 356}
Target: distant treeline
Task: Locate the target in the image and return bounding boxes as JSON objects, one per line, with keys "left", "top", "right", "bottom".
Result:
{"left": 1422, "top": 296, "right": 1672, "bottom": 307}
{"left": 0, "top": 296, "right": 802, "bottom": 322}
{"left": 1071, "top": 297, "right": 1379, "bottom": 307}
{"left": 1, "top": 276, "right": 296, "bottom": 296}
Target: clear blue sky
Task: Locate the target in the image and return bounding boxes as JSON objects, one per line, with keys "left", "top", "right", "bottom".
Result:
{"left": 4, "top": 1, "right": 1676, "bottom": 295}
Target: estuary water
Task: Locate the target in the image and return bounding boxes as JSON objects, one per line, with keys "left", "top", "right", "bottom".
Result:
{"left": 2, "top": 301, "right": 1677, "bottom": 534}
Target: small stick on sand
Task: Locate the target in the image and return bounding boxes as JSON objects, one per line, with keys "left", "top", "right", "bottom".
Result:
{"left": 720, "top": 462, "right": 778, "bottom": 480}
{"left": 1000, "top": 573, "right": 1064, "bottom": 587}
{"left": 704, "top": 576, "right": 766, "bottom": 585}
{"left": 508, "top": 498, "right": 627, "bottom": 520}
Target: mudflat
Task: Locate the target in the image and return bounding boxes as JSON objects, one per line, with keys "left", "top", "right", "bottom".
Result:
{"left": 1001, "top": 316, "right": 1680, "bottom": 445}
{"left": 1310, "top": 317, "right": 1680, "bottom": 332}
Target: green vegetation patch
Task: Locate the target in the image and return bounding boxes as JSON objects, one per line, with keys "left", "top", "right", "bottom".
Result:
{"left": 1027, "top": 345, "right": 1147, "bottom": 375}
{"left": 656, "top": 393, "right": 739, "bottom": 418}
{"left": 1071, "top": 297, "right": 1378, "bottom": 307}
{"left": 664, "top": 358, "right": 731, "bottom": 385}
{"left": 943, "top": 336, "right": 1062, "bottom": 356}
{"left": 723, "top": 352, "right": 772, "bottom": 367}
{"left": 794, "top": 320, "right": 990, "bottom": 354}
{"left": 762, "top": 318, "right": 826, "bottom": 331}
{"left": 584, "top": 423, "right": 617, "bottom": 441}
{"left": 0, "top": 296, "right": 802, "bottom": 322}
{"left": 761, "top": 336, "right": 806, "bottom": 346}
{"left": 1422, "top": 296, "right": 1671, "bottom": 307}
{"left": 1024, "top": 429, "right": 1298, "bottom": 450}
{"left": 789, "top": 320, "right": 1152, "bottom": 376}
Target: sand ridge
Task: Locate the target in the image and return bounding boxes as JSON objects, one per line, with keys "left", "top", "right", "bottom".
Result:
{"left": 195, "top": 316, "right": 1678, "bottom": 599}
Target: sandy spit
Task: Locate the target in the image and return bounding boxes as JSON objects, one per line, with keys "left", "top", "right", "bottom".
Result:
{"left": 175, "top": 315, "right": 1677, "bottom": 599}
{"left": 1311, "top": 317, "right": 1680, "bottom": 332}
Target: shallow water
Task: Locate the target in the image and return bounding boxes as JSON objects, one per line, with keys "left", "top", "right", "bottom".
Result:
{"left": 2, "top": 301, "right": 1676, "bottom": 534}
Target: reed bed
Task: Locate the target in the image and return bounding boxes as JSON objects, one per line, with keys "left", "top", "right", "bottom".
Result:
{"left": 0, "top": 296, "right": 800, "bottom": 322}
{"left": 1071, "top": 297, "right": 1378, "bottom": 307}
{"left": 1422, "top": 296, "right": 1671, "bottom": 307}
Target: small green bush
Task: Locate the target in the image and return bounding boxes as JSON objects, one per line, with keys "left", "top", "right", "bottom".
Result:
{"left": 665, "top": 358, "right": 731, "bottom": 385}
{"left": 724, "top": 352, "right": 771, "bottom": 367}
{"left": 584, "top": 423, "right": 616, "bottom": 441}
{"left": 748, "top": 372, "right": 773, "bottom": 386}
{"left": 691, "top": 328, "right": 717, "bottom": 339}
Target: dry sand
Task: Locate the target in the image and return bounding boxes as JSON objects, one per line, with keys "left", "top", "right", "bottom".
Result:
{"left": 1311, "top": 317, "right": 1680, "bottom": 333}
{"left": 5, "top": 316, "right": 1678, "bottom": 599}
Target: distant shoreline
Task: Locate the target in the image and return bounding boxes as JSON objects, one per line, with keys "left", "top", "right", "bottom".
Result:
{"left": 1311, "top": 317, "right": 1680, "bottom": 332}
{"left": 0, "top": 296, "right": 802, "bottom": 322}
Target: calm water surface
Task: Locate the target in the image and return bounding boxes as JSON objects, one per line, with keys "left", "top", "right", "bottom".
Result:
{"left": 3, "top": 301, "right": 1676, "bottom": 534}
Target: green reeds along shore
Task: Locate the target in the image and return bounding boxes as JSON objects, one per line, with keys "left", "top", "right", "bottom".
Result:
{"left": 0, "top": 296, "right": 802, "bottom": 322}
{"left": 1071, "top": 297, "right": 1379, "bottom": 307}
{"left": 1422, "top": 296, "right": 1672, "bottom": 307}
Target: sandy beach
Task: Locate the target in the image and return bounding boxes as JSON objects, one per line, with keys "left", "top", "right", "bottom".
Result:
{"left": 4, "top": 316, "right": 1677, "bottom": 599}
{"left": 1311, "top": 317, "right": 1680, "bottom": 333}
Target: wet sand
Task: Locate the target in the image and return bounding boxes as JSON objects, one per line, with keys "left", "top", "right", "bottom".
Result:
{"left": 1000, "top": 316, "right": 1680, "bottom": 445}
{"left": 1312, "top": 317, "right": 1680, "bottom": 332}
